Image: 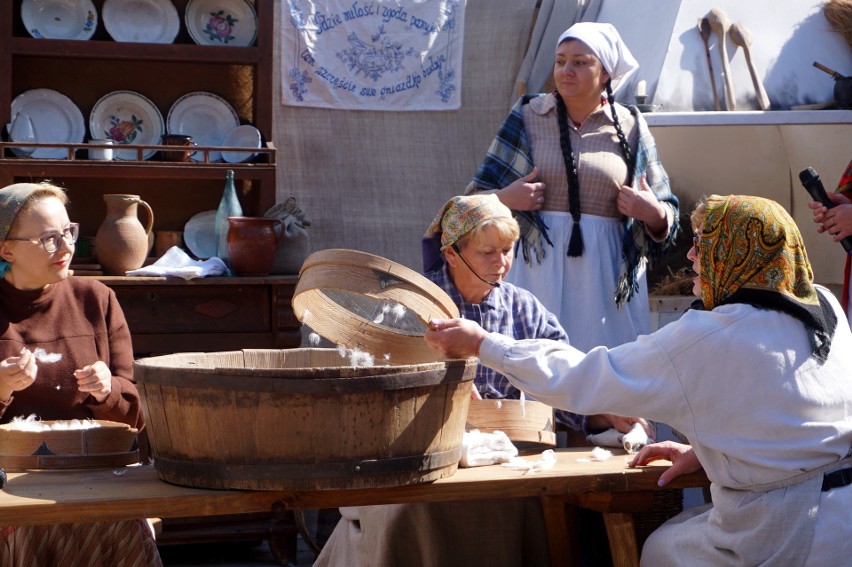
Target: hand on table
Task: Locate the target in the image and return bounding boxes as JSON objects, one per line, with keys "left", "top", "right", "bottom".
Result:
{"left": 74, "top": 361, "right": 112, "bottom": 403}
{"left": 628, "top": 440, "right": 702, "bottom": 487}
{"left": 589, "top": 413, "right": 655, "bottom": 438}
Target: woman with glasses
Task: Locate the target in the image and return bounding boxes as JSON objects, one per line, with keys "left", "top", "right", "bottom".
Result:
{"left": 426, "top": 194, "right": 852, "bottom": 566}
{"left": 0, "top": 182, "right": 160, "bottom": 566}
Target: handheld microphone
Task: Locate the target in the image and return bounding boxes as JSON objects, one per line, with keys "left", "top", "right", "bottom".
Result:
{"left": 799, "top": 167, "right": 852, "bottom": 253}
{"left": 451, "top": 243, "right": 501, "bottom": 288}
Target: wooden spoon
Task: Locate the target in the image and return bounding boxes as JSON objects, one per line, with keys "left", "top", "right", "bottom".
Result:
{"left": 706, "top": 8, "right": 736, "bottom": 111}
{"left": 730, "top": 22, "right": 770, "bottom": 110}
{"left": 697, "top": 18, "right": 721, "bottom": 111}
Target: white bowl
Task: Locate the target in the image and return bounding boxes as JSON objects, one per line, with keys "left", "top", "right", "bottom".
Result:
{"left": 221, "top": 124, "right": 262, "bottom": 163}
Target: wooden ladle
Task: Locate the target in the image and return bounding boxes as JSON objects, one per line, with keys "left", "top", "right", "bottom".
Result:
{"left": 706, "top": 8, "right": 736, "bottom": 111}
{"left": 697, "top": 18, "right": 721, "bottom": 111}
{"left": 730, "top": 22, "right": 770, "bottom": 110}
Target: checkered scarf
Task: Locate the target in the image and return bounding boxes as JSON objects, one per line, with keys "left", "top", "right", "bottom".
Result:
{"left": 465, "top": 95, "right": 680, "bottom": 306}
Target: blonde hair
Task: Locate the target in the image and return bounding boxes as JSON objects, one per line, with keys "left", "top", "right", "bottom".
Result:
{"left": 690, "top": 196, "right": 709, "bottom": 233}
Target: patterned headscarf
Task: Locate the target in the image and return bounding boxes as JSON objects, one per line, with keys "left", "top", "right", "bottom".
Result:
{"left": 422, "top": 194, "right": 514, "bottom": 273}
{"left": 556, "top": 22, "right": 639, "bottom": 94}
{"left": 424, "top": 194, "right": 513, "bottom": 251}
{"left": 698, "top": 194, "right": 836, "bottom": 361}
{"left": 0, "top": 184, "right": 41, "bottom": 276}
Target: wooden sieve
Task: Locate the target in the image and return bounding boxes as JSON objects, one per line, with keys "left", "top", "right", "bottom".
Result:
{"left": 293, "top": 249, "right": 460, "bottom": 365}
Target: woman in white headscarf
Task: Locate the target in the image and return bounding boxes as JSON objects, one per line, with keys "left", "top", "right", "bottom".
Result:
{"left": 466, "top": 22, "right": 680, "bottom": 352}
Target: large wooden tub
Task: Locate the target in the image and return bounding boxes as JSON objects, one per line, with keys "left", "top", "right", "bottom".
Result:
{"left": 134, "top": 348, "right": 475, "bottom": 491}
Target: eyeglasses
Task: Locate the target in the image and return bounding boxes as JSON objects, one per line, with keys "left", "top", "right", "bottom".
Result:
{"left": 5, "top": 223, "right": 79, "bottom": 253}
{"left": 692, "top": 236, "right": 700, "bottom": 251}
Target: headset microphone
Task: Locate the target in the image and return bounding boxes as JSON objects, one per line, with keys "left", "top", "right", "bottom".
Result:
{"left": 451, "top": 243, "right": 501, "bottom": 288}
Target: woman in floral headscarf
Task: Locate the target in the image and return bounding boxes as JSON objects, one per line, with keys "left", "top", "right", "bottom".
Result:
{"left": 426, "top": 195, "right": 852, "bottom": 566}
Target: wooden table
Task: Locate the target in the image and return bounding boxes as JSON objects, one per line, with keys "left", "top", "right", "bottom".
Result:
{"left": 0, "top": 448, "right": 708, "bottom": 566}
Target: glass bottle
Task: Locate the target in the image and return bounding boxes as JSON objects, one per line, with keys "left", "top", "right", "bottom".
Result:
{"left": 214, "top": 170, "right": 243, "bottom": 266}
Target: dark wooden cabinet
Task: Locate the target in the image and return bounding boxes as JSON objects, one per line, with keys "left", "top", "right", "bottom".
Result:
{"left": 90, "top": 276, "right": 302, "bottom": 358}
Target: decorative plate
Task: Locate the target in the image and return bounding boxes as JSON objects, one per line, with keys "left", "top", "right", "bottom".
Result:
{"left": 184, "top": 0, "right": 257, "bottom": 47}
{"left": 11, "top": 88, "right": 86, "bottom": 159}
{"left": 21, "top": 0, "right": 98, "bottom": 40}
{"left": 183, "top": 210, "right": 218, "bottom": 259}
{"left": 102, "top": 0, "right": 180, "bottom": 44}
{"left": 167, "top": 91, "right": 239, "bottom": 163}
{"left": 89, "top": 90, "right": 165, "bottom": 160}
{"left": 222, "top": 124, "right": 262, "bottom": 163}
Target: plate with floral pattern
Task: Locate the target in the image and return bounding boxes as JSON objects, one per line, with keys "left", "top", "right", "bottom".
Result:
{"left": 89, "top": 90, "right": 165, "bottom": 160}
{"left": 21, "top": 0, "right": 98, "bottom": 40}
{"left": 184, "top": 0, "right": 257, "bottom": 47}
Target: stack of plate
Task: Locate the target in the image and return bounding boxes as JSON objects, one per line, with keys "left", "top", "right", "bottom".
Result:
{"left": 21, "top": 0, "right": 98, "bottom": 40}
{"left": 102, "top": 0, "right": 180, "bottom": 44}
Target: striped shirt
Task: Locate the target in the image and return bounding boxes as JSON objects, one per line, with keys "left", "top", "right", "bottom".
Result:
{"left": 427, "top": 264, "right": 585, "bottom": 431}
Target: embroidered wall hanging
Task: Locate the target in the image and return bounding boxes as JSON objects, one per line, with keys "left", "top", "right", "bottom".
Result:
{"left": 282, "top": 0, "right": 465, "bottom": 111}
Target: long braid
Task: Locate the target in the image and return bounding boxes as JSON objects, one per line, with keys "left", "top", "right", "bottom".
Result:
{"left": 605, "top": 80, "right": 636, "bottom": 185}
{"left": 554, "top": 93, "right": 584, "bottom": 257}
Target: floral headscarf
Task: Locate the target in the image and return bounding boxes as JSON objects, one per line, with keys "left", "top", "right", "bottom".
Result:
{"left": 698, "top": 194, "right": 836, "bottom": 361}
{"left": 421, "top": 194, "right": 514, "bottom": 273}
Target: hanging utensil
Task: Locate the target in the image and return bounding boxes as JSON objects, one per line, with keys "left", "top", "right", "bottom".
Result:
{"left": 697, "top": 17, "right": 721, "bottom": 111}
{"left": 706, "top": 8, "right": 736, "bottom": 111}
{"left": 729, "top": 22, "right": 770, "bottom": 110}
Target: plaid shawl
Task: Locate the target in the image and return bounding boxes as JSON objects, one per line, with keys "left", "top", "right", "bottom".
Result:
{"left": 465, "top": 94, "right": 680, "bottom": 306}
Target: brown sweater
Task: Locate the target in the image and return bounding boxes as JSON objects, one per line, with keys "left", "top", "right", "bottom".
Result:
{"left": 0, "top": 277, "right": 144, "bottom": 429}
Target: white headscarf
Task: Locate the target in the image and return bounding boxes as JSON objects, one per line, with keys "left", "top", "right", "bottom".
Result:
{"left": 556, "top": 22, "right": 639, "bottom": 94}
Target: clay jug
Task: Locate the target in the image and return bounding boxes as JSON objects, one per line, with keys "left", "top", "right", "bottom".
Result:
{"left": 227, "top": 217, "right": 283, "bottom": 276}
{"left": 95, "top": 194, "right": 154, "bottom": 275}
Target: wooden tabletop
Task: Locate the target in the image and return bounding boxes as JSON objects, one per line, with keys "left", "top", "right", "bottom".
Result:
{"left": 0, "top": 448, "right": 708, "bottom": 526}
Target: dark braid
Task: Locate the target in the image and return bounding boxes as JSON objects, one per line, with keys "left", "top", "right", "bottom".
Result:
{"left": 554, "top": 93, "right": 584, "bottom": 256}
{"left": 605, "top": 80, "right": 636, "bottom": 185}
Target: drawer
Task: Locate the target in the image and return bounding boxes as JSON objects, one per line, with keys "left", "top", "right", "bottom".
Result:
{"left": 114, "top": 285, "right": 272, "bottom": 334}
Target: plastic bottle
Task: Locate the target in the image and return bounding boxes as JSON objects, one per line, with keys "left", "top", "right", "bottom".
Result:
{"left": 214, "top": 169, "right": 243, "bottom": 267}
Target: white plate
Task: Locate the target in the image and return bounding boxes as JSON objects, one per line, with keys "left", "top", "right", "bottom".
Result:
{"left": 11, "top": 88, "right": 86, "bottom": 159}
{"left": 89, "top": 90, "right": 165, "bottom": 160}
{"left": 102, "top": 0, "right": 180, "bottom": 44}
{"left": 167, "top": 91, "right": 239, "bottom": 162}
{"left": 184, "top": 210, "right": 218, "bottom": 259}
{"left": 221, "top": 124, "right": 261, "bottom": 163}
{"left": 184, "top": 0, "right": 257, "bottom": 47}
{"left": 21, "top": 0, "right": 98, "bottom": 40}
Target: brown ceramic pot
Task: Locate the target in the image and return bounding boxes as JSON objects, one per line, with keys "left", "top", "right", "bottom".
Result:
{"left": 227, "top": 217, "right": 283, "bottom": 276}
{"left": 94, "top": 194, "right": 154, "bottom": 275}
